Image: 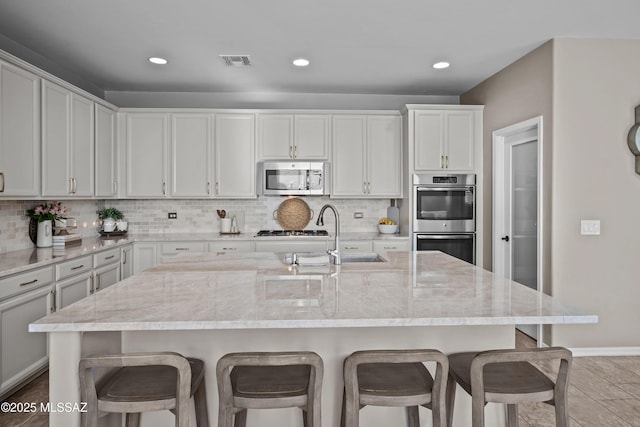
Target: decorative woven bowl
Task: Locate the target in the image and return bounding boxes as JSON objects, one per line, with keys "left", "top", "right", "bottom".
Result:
{"left": 274, "top": 198, "right": 314, "bottom": 230}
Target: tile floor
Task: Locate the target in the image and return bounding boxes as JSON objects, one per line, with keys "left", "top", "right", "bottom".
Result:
{"left": 1, "top": 332, "right": 639, "bottom": 426}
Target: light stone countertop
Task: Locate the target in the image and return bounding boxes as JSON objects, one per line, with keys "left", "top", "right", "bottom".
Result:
{"left": 0, "top": 232, "right": 410, "bottom": 278}
{"left": 29, "top": 251, "right": 597, "bottom": 332}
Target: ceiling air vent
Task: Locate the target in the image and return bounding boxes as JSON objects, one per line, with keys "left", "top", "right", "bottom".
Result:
{"left": 219, "top": 55, "right": 252, "bottom": 67}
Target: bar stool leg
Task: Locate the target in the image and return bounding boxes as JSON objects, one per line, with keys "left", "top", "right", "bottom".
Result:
{"left": 125, "top": 413, "right": 141, "bottom": 427}
{"left": 194, "top": 381, "right": 209, "bottom": 427}
{"left": 445, "top": 373, "right": 456, "bottom": 427}
{"left": 234, "top": 409, "right": 247, "bottom": 427}
{"left": 506, "top": 404, "right": 518, "bottom": 427}
{"left": 406, "top": 406, "right": 420, "bottom": 427}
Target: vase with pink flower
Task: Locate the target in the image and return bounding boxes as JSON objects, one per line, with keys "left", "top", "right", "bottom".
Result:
{"left": 26, "top": 202, "right": 67, "bottom": 247}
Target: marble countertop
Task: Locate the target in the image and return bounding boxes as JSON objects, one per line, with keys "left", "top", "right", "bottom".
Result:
{"left": 30, "top": 251, "right": 597, "bottom": 332}
{"left": 0, "top": 232, "right": 410, "bottom": 278}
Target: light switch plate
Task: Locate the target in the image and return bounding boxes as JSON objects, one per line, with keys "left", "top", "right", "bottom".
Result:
{"left": 581, "top": 220, "right": 600, "bottom": 235}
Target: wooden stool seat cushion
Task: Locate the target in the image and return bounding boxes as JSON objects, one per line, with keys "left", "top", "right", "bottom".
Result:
{"left": 98, "top": 358, "right": 204, "bottom": 403}
{"left": 449, "top": 352, "right": 555, "bottom": 402}
{"left": 357, "top": 362, "right": 434, "bottom": 397}
{"left": 231, "top": 364, "right": 311, "bottom": 398}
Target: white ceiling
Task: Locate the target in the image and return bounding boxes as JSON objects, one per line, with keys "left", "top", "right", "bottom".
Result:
{"left": 1, "top": 0, "right": 640, "bottom": 96}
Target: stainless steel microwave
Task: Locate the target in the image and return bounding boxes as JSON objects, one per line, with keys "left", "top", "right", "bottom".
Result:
{"left": 258, "top": 161, "right": 330, "bottom": 196}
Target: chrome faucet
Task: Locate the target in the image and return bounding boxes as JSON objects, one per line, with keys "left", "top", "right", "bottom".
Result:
{"left": 316, "top": 204, "right": 341, "bottom": 265}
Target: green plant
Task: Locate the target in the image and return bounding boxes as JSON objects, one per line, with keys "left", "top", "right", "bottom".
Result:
{"left": 97, "top": 207, "right": 124, "bottom": 220}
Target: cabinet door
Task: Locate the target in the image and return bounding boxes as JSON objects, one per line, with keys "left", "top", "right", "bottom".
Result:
{"left": 0, "top": 286, "right": 50, "bottom": 396}
{"left": 41, "top": 80, "right": 72, "bottom": 196}
{"left": 367, "top": 115, "right": 401, "bottom": 197}
{"left": 126, "top": 113, "right": 168, "bottom": 197}
{"left": 257, "top": 114, "right": 293, "bottom": 160}
{"left": 294, "top": 115, "right": 330, "bottom": 159}
{"left": 0, "top": 61, "right": 40, "bottom": 197}
{"left": 55, "top": 273, "right": 91, "bottom": 309}
{"left": 95, "top": 104, "right": 117, "bottom": 197}
{"left": 445, "top": 111, "right": 474, "bottom": 171}
{"left": 70, "top": 94, "right": 94, "bottom": 196}
{"left": 133, "top": 243, "right": 158, "bottom": 274}
{"left": 332, "top": 115, "right": 366, "bottom": 197}
{"left": 413, "top": 111, "right": 444, "bottom": 171}
{"left": 93, "top": 263, "right": 121, "bottom": 293}
{"left": 215, "top": 114, "right": 256, "bottom": 198}
{"left": 121, "top": 245, "right": 134, "bottom": 280}
{"left": 171, "top": 114, "right": 213, "bottom": 197}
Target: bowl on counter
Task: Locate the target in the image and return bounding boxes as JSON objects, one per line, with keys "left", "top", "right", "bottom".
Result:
{"left": 377, "top": 224, "right": 399, "bottom": 234}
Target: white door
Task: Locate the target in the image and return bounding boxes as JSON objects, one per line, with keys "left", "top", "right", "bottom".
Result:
{"left": 493, "top": 117, "right": 543, "bottom": 342}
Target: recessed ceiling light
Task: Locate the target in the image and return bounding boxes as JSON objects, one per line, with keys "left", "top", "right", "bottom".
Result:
{"left": 149, "top": 57, "right": 168, "bottom": 65}
{"left": 433, "top": 61, "right": 450, "bottom": 69}
{"left": 293, "top": 58, "right": 310, "bottom": 67}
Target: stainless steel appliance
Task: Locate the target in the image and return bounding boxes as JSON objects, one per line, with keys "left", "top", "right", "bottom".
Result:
{"left": 413, "top": 173, "right": 476, "bottom": 264}
{"left": 258, "top": 161, "right": 330, "bottom": 196}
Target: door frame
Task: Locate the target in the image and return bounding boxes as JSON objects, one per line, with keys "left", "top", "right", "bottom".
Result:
{"left": 492, "top": 116, "right": 544, "bottom": 342}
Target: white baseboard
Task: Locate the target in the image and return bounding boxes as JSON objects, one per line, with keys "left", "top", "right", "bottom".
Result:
{"left": 569, "top": 347, "right": 640, "bottom": 357}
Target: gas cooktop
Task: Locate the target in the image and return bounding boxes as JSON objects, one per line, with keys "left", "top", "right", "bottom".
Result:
{"left": 255, "top": 230, "right": 329, "bottom": 237}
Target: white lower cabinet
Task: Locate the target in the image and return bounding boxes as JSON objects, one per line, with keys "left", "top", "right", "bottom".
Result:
{"left": 254, "top": 241, "right": 328, "bottom": 253}
{"left": 93, "top": 248, "right": 122, "bottom": 293}
{"left": 0, "top": 266, "right": 53, "bottom": 399}
{"left": 208, "top": 240, "right": 254, "bottom": 253}
{"left": 340, "top": 240, "right": 373, "bottom": 253}
{"left": 373, "top": 240, "right": 412, "bottom": 252}
{"left": 133, "top": 243, "right": 158, "bottom": 274}
{"left": 121, "top": 244, "right": 134, "bottom": 280}
{"left": 55, "top": 273, "right": 91, "bottom": 309}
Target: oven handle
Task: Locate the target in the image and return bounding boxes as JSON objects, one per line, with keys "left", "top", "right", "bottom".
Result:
{"left": 415, "top": 186, "right": 474, "bottom": 192}
{"left": 416, "top": 234, "right": 474, "bottom": 240}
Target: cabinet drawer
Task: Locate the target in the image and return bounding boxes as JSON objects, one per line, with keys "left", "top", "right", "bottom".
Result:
{"left": 208, "top": 241, "right": 254, "bottom": 252}
{"left": 373, "top": 240, "right": 411, "bottom": 252}
{"left": 55, "top": 255, "right": 92, "bottom": 281}
{"left": 0, "top": 266, "right": 54, "bottom": 301}
{"left": 161, "top": 242, "right": 205, "bottom": 254}
{"left": 93, "top": 248, "right": 121, "bottom": 268}
{"left": 254, "top": 241, "right": 327, "bottom": 253}
{"left": 340, "top": 241, "right": 373, "bottom": 253}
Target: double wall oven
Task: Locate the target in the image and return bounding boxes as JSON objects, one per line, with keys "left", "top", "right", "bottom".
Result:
{"left": 413, "top": 173, "right": 476, "bottom": 264}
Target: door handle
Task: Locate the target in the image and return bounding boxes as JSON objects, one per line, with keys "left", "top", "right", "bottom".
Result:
{"left": 501, "top": 235, "right": 510, "bottom": 242}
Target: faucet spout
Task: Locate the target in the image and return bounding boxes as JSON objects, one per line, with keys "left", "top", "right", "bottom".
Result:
{"left": 316, "top": 204, "right": 341, "bottom": 265}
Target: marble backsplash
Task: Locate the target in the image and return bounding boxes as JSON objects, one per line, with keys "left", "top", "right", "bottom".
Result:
{"left": 0, "top": 197, "right": 392, "bottom": 253}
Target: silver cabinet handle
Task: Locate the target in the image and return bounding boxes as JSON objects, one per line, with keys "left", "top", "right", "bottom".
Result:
{"left": 104, "top": 255, "right": 115, "bottom": 260}
{"left": 113, "top": 180, "right": 117, "bottom": 195}
{"left": 216, "top": 182, "right": 219, "bottom": 195}
{"left": 50, "top": 288, "right": 56, "bottom": 312}
{"left": 0, "top": 172, "right": 4, "bottom": 192}
{"left": 363, "top": 182, "right": 367, "bottom": 194}
{"left": 368, "top": 182, "right": 371, "bottom": 194}
{"left": 222, "top": 247, "right": 237, "bottom": 251}
{"left": 72, "top": 177, "right": 77, "bottom": 193}
{"left": 289, "top": 146, "right": 293, "bottom": 158}
{"left": 162, "top": 181, "right": 166, "bottom": 195}
{"left": 445, "top": 155, "right": 449, "bottom": 168}
{"left": 175, "top": 247, "right": 190, "bottom": 251}
{"left": 71, "top": 264, "right": 84, "bottom": 270}
{"left": 20, "top": 279, "right": 38, "bottom": 287}
{"left": 207, "top": 182, "right": 211, "bottom": 195}
{"left": 90, "top": 275, "right": 94, "bottom": 294}
{"left": 95, "top": 274, "right": 101, "bottom": 291}
{"left": 123, "top": 250, "right": 127, "bottom": 265}
{"left": 293, "top": 145, "right": 297, "bottom": 158}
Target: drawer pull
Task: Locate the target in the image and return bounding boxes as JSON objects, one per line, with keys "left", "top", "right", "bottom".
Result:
{"left": 104, "top": 255, "right": 115, "bottom": 260}
{"left": 71, "top": 264, "right": 84, "bottom": 270}
{"left": 175, "top": 247, "right": 190, "bottom": 251}
{"left": 19, "top": 279, "right": 38, "bottom": 287}
{"left": 223, "top": 247, "right": 237, "bottom": 251}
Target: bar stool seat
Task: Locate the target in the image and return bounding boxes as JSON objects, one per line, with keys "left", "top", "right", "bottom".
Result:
{"left": 79, "top": 352, "right": 209, "bottom": 427}
{"left": 446, "top": 347, "right": 572, "bottom": 427}
{"left": 216, "top": 351, "right": 323, "bottom": 427}
{"left": 342, "top": 349, "right": 449, "bottom": 427}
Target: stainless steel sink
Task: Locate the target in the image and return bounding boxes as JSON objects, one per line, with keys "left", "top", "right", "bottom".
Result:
{"left": 340, "top": 253, "right": 387, "bottom": 263}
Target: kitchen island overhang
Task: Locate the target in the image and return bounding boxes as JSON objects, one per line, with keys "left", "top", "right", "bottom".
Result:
{"left": 30, "top": 251, "right": 597, "bottom": 427}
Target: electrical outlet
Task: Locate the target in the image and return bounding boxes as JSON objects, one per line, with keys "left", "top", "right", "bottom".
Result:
{"left": 168, "top": 212, "right": 177, "bottom": 219}
{"left": 353, "top": 212, "right": 364, "bottom": 219}
{"left": 580, "top": 220, "right": 600, "bottom": 235}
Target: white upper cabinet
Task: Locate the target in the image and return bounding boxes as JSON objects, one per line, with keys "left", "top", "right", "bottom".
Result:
{"left": 412, "top": 107, "right": 478, "bottom": 171}
{"left": 332, "top": 114, "right": 401, "bottom": 198}
{"left": 214, "top": 113, "right": 256, "bottom": 198}
{"left": 0, "top": 60, "right": 40, "bottom": 197}
{"left": 94, "top": 104, "right": 117, "bottom": 197}
{"left": 170, "top": 113, "right": 213, "bottom": 197}
{"left": 257, "top": 113, "right": 329, "bottom": 160}
{"left": 42, "top": 80, "right": 94, "bottom": 197}
{"left": 126, "top": 113, "right": 169, "bottom": 197}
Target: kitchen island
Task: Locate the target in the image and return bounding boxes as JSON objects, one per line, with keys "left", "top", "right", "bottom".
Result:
{"left": 30, "top": 251, "right": 596, "bottom": 427}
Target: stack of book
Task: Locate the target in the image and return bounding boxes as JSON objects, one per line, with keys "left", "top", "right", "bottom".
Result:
{"left": 53, "top": 233, "right": 82, "bottom": 247}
